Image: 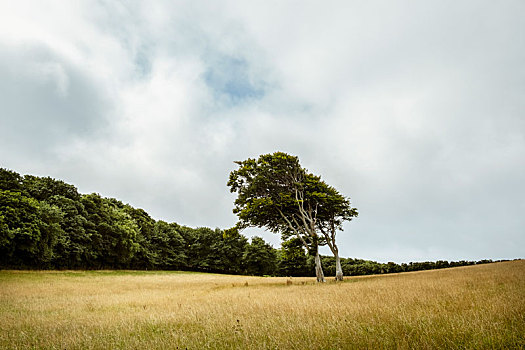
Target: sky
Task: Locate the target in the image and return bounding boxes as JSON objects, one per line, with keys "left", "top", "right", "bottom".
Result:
{"left": 1, "top": 1, "right": 524, "bottom": 263}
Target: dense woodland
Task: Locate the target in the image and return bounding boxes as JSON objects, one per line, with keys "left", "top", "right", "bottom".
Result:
{"left": 1, "top": 168, "right": 497, "bottom": 276}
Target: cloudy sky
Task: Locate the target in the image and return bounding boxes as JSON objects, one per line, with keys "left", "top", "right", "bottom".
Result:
{"left": 1, "top": 1, "right": 523, "bottom": 263}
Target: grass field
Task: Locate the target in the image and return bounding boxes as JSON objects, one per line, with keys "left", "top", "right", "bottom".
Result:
{"left": 0, "top": 260, "right": 524, "bottom": 349}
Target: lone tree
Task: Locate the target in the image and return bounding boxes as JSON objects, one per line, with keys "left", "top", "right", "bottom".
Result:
{"left": 313, "top": 179, "right": 358, "bottom": 281}
{"left": 227, "top": 151, "right": 357, "bottom": 282}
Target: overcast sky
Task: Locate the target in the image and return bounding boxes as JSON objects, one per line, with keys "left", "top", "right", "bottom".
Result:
{"left": 1, "top": 1, "right": 523, "bottom": 263}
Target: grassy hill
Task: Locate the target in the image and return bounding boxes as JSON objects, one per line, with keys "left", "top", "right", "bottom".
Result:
{"left": 1, "top": 260, "right": 523, "bottom": 349}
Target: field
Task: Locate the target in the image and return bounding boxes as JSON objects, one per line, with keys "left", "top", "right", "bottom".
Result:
{"left": 0, "top": 261, "right": 524, "bottom": 349}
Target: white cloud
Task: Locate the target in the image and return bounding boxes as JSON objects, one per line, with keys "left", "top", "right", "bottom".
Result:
{"left": 1, "top": 0, "right": 524, "bottom": 262}
{"left": 30, "top": 61, "right": 70, "bottom": 97}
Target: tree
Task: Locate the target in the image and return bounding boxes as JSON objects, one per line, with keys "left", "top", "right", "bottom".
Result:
{"left": 243, "top": 236, "right": 277, "bottom": 276}
{"left": 46, "top": 195, "right": 90, "bottom": 268}
{"left": 0, "top": 168, "right": 23, "bottom": 192}
{"left": 81, "top": 194, "right": 140, "bottom": 268}
{"left": 22, "top": 175, "right": 81, "bottom": 202}
{"left": 147, "top": 221, "right": 186, "bottom": 269}
{"left": 0, "top": 190, "right": 63, "bottom": 268}
{"left": 311, "top": 178, "right": 358, "bottom": 281}
{"left": 278, "top": 237, "right": 309, "bottom": 277}
{"left": 227, "top": 152, "right": 325, "bottom": 281}
{"left": 125, "top": 206, "right": 157, "bottom": 269}
{"left": 227, "top": 151, "right": 357, "bottom": 282}
{"left": 180, "top": 226, "right": 247, "bottom": 274}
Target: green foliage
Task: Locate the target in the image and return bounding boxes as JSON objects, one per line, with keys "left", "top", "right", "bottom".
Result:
{"left": 227, "top": 152, "right": 357, "bottom": 239}
{"left": 0, "top": 189, "right": 42, "bottom": 266}
{"left": 22, "top": 175, "right": 81, "bottom": 201}
{"left": 228, "top": 152, "right": 305, "bottom": 234}
{"left": 0, "top": 168, "right": 23, "bottom": 192}
{"left": 0, "top": 189, "right": 62, "bottom": 268}
{"left": 123, "top": 206, "right": 156, "bottom": 269}
{"left": 213, "top": 228, "right": 248, "bottom": 274}
{"left": 243, "top": 236, "right": 277, "bottom": 276}
{"left": 47, "top": 195, "right": 90, "bottom": 268}
{"left": 0, "top": 167, "right": 497, "bottom": 276}
{"left": 81, "top": 194, "right": 140, "bottom": 268}
{"left": 34, "top": 201, "right": 63, "bottom": 267}
{"left": 278, "top": 237, "right": 309, "bottom": 276}
{"left": 227, "top": 152, "right": 358, "bottom": 282}
{"left": 181, "top": 227, "right": 248, "bottom": 274}
{"left": 148, "top": 221, "right": 186, "bottom": 269}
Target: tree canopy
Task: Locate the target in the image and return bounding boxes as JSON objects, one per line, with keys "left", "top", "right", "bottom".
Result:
{"left": 227, "top": 151, "right": 358, "bottom": 281}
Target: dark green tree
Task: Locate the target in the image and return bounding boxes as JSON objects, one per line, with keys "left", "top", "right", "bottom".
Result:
{"left": 180, "top": 226, "right": 248, "bottom": 274}
{"left": 149, "top": 221, "right": 186, "bottom": 269}
{"left": 0, "top": 168, "right": 23, "bottom": 192}
{"left": 125, "top": 206, "right": 156, "bottom": 269}
{"left": 243, "top": 236, "right": 277, "bottom": 276}
{"left": 228, "top": 152, "right": 357, "bottom": 281}
{"left": 34, "top": 201, "right": 63, "bottom": 267}
{"left": 180, "top": 226, "right": 216, "bottom": 272}
{"left": 81, "top": 194, "right": 140, "bottom": 268}
{"left": 22, "top": 175, "right": 81, "bottom": 201}
{"left": 47, "top": 195, "right": 91, "bottom": 268}
{"left": 278, "top": 237, "right": 309, "bottom": 277}
{"left": 0, "top": 190, "right": 62, "bottom": 268}
{"left": 312, "top": 179, "right": 358, "bottom": 281}
{"left": 227, "top": 152, "right": 326, "bottom": 281}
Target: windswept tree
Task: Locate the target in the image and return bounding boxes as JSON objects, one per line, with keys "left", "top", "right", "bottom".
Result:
{"left": 227, "top": 152, "right": 324, "bottom": 281}
{"left": 312, "top": 179, "right": 358, "bottom": 280}
{"left": 227, "top": 151, "right": 357, "bottom": 282}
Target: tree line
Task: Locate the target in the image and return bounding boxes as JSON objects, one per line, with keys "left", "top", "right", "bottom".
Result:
{"left": 1, "top": 167, "right": 497, "bottom": 275}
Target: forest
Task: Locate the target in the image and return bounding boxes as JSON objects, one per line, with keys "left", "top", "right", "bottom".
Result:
{"left": 0, "top": 167, "right": 497, "bottom": 276}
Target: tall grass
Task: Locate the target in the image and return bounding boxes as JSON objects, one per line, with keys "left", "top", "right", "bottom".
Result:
{"left": 1, "top": 261, "right": 523, "bottom": 349}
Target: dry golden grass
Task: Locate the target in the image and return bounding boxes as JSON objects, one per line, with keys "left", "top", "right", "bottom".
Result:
{"left": 0, "top": 261, "right": 524, "bottom": 349}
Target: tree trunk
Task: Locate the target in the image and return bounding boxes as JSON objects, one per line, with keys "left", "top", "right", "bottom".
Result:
{"left": 334, "top": 250, "right": 343, "bottom": 281}
{"left": 323, "top": 233, "right": 344, "bottom": 282}
{"left": 314, "top": 248, "right": 325, "bottom": 283}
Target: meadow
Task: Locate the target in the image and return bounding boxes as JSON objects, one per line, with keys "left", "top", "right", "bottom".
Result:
{"left": 0, "top": 260, "right": 523, "bottom": 349}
